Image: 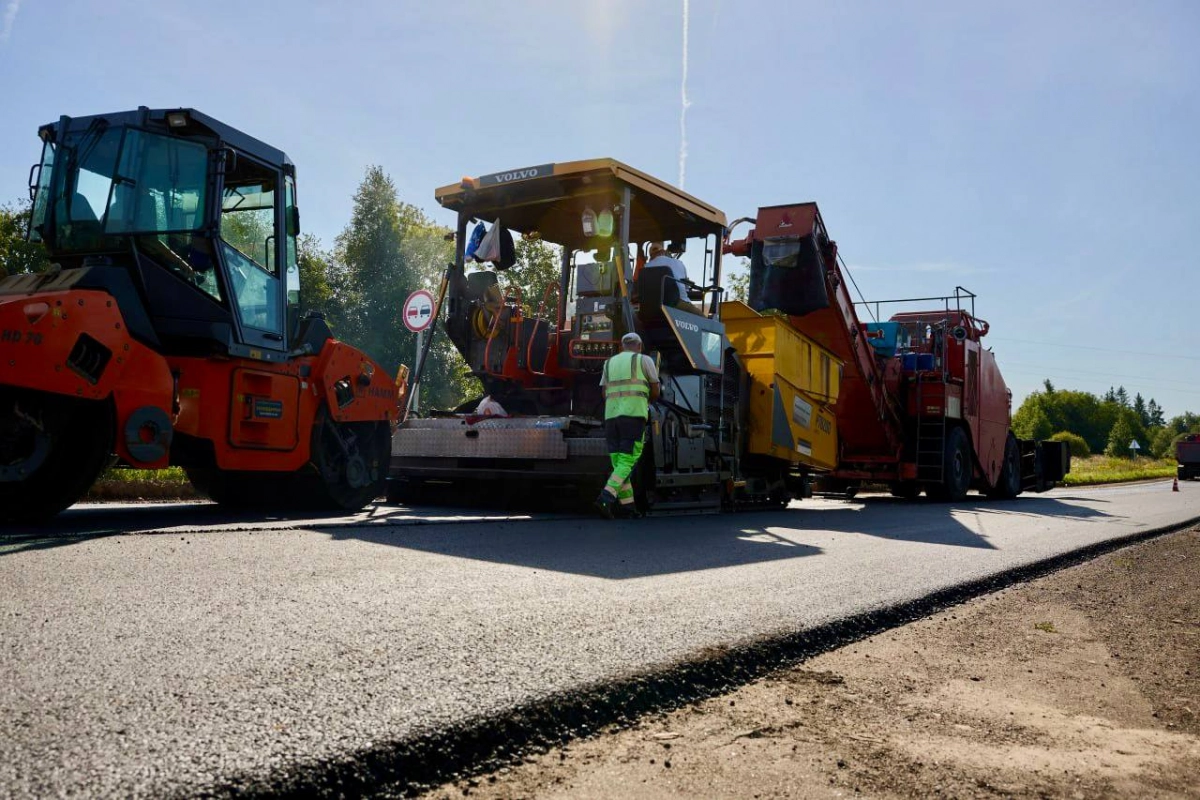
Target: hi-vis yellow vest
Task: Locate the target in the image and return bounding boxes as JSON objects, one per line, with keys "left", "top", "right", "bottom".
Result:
{"left": 603, "top": 351, "right": 650, "bottom": 419}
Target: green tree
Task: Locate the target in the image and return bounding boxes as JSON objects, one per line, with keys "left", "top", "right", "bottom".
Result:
{"left": 725, "top": 258, "right": 751, "bottom": 303}
{"left": 1133, "top": 393, "right": 1148, "bottom": 427}
{"left": 325, "top": 167, "right": 468, "bottom": 410}
{"left": 1147, "top": 398, "right": 1165, "bottom": 427}
{"left": 296, "top": 233, "right": 334, "bottom": 315}
{"left": 394, "top": 201, "right": 479, "bottom": 410}
{"left": 1115, "top": 386, "right": 1129, "bottom": 407}
{"left": 1017, "top": 384, "right": 1196, "bottom": 458}
{"left": 1012, "top": 400, "right": 1053, "bottom": 441}
{"left": 1151, "top": 426, "right": 1178, "bottom": 458}
{"left": 1049, "top": 431, "right": 1090, "bottom": 459}
{"left": 1106, "top": 413, "right": 1135, "bottom": 457}
{"left": 1012, "top": 388, "right": 1119, "bottom": 453}
{"left": 1167, "top": 412, "right": 1200, "bottom": 435}
{"left": 728, "top": 271, "right": 750, "bottom": 303}
{"left": 507, "top": 237, "right": 561, "bottom": 315}
{"left": 332, "top": 166, "right": 412, "bottom": 364}
{"left": 0, "top": 200, "right": 50, "bottom": 277}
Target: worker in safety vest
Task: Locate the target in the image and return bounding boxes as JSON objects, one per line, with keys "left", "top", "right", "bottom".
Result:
{"left": 595, "top": 332, "right": 661, "bottom": 518}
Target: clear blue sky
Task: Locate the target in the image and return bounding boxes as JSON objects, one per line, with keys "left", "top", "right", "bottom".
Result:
{"left": 2, "top": 0, "right": 1198, "bottom": 417}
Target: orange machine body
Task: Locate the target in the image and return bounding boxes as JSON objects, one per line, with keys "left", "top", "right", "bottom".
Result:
{"left": 170, "top": 340, "right": 399, "bottom": 472}
{"left": 0, "top": 287, "right": 399, "bottom": 473}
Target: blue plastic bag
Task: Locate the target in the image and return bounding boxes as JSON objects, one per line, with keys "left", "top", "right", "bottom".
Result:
{"left": 465, "top": 222, "right": 487, "bottom": 261}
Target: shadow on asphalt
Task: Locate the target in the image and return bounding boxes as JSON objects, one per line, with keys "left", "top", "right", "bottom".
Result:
{"left": 322, "top": 493, "right": 1119, "bottom": 578}
{"left": 325, "top": 514, "right": 824, "bottom": 579}
{"left": 817, "top": 494, "right": 1122, "bottom": 550}
{"left": 0, "top": 492, "right": 1120, "bottom": 571}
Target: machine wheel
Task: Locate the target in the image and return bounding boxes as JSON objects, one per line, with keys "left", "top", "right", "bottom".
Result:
{"left": 188, "top": 411, "right": 389, "bottom": 513}
{"left": 986, "top": 433, "right": 1022, "bottom": 500}
{"left": 927, "top": 426, "right": 972, "bottom": 502}
{"left": 889, "top": 481, "right": 922, "bottom": 500}
{"left": 385, "top": 478, "right": 417, "bottom": 506}
{"left": 308, "top": 408, "right": 390, "bottom": 511}
{"left": 0, "top": 391, "right": 114, "bottom": 524}
{"left": 184, "top": 467, "right": 290, "bottom": 508}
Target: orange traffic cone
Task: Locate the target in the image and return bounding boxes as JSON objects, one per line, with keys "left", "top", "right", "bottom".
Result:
{"left": 1173, "top": 477, "right": 1180, "bottom": 492}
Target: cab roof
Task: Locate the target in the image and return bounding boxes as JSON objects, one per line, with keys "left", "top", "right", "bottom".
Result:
{"left": 435, "top": 158, "right": 727, "bottom": 247}
{"left": 41, "top": 106, "right": 292, "bottom": 170}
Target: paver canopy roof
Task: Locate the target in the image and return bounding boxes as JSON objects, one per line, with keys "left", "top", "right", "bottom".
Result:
{"left": 435, "top": 158, "right": 727, "bottom": 247}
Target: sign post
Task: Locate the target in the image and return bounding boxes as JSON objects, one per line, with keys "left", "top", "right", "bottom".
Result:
{"left": 412, "top": 329, "right": 424, "bottom": 411}
{"left": 402, "top": 289, "right": 436, "bottom": 415}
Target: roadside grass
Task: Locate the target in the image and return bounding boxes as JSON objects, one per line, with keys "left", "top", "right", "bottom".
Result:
{"left": 86, "top": 466, "right": 198, "bottom": 502}
{"left": 1062, "top": 455, "right": 1176, "bottom": 486}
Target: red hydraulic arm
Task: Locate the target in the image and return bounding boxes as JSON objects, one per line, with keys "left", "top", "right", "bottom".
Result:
{"left": 725, "top": 203, "right": 904, "bottom": 464}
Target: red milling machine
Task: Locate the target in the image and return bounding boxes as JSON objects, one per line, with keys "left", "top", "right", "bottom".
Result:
{"left": 724, "top": 202, "right": 1069, "bottom": 501}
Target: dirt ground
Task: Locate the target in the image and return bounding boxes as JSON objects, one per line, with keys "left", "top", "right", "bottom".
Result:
{"left": 425, "top": 528, "right": 1200, "bottom": 799}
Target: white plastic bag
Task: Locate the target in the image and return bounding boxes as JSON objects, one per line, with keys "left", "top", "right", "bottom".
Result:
{"left": 474, "top": 395, "right": 508, "bottom": 417}
{"left": 473, "top": 221, "right": 502, "bottom": 263}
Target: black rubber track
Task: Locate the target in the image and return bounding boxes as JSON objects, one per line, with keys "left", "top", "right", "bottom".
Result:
{"left": 202, "top": 513, "right": 1200, "bottom": 799}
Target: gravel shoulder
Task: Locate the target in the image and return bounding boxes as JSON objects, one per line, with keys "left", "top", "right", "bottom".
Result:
{"left": 425, "top": 527, "right": 1200, "bottom": 799}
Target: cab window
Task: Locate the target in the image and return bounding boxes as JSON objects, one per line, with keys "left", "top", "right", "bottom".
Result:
{"left": 221, "top": 154, "right": 282, "bottom": 337}
{"left": 221, "top": 156, "right": 277, "bottom": 274}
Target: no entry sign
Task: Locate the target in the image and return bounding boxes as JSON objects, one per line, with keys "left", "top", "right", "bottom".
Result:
{"left": 402, "top": 289, "right": 435, "bottom": 333}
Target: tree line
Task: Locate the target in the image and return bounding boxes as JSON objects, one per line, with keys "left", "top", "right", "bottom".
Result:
{"left": 1013, "top": 379, "right": 1198, "bottom": 460}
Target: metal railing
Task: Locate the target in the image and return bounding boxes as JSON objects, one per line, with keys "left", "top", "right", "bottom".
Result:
{"left": 853, "top": 285, "right": 977, "bottom": 323}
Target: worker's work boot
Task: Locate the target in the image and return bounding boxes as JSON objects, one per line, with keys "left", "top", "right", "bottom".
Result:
{"left": 594, "top": 490, "right": 617, "bottom": 519}
{"left": 614, "top": 503, "right": 643, "bottom": 519}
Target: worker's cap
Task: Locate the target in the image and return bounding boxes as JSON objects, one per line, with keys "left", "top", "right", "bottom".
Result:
{"left": 648, "top": 241, "right": 666, "bottom": 255}
{"left": 621, "top": 332, "right": 643, "bottom": 346}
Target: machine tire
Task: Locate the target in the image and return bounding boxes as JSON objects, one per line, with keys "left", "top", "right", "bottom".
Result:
{"left": 889, "top": 481, "right": 922, "bottom": 500}
{"left": 188, "top": 411, "right": 389, "bottom": 513}
{"left": 385, "top": 478, "right": 417, "bottom": 506}
{"left": 927, "top": 426, "right": 972, "bottom": 502}
{"left": 184, "top": 467, "right": 292, "bottom": 508}
{"left": 0, "top": 391, "right": 114, "bottom": 524}
{"left": 308, "top": 408, "right": 389, "bottom": 511}
{"left": 986, "top": 432, "right": 1022, "bottom": 500}
{"left": 184, "top": 467, "right": 229, "bottom": 504}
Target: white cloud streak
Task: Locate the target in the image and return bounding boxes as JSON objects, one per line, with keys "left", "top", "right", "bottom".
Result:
{"left": 679, "top": 0, "right": 691, "bottom": 189}
{"left": 0, "top": 0, "right": 19, "bottom": 45}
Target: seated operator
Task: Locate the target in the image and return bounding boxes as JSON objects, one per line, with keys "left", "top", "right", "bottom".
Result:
{"left": 646, "top": 242, "right": 700, "bottom": 313}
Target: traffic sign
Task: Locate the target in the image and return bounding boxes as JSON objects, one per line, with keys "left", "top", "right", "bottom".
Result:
{"left": 402, "top": 289, "right": 435, "bottom": 333}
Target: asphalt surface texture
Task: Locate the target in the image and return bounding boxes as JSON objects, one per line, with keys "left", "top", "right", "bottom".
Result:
{"left": 3, "top": 480, "right": 1199, "bottom": 798}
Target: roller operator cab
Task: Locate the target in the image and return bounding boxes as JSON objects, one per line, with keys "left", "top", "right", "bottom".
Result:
{"left": 0, "top": 107, "right": 401, "bottom": 523}
{"left": 389, "top": 161, "right": 841, "bottom": 513}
